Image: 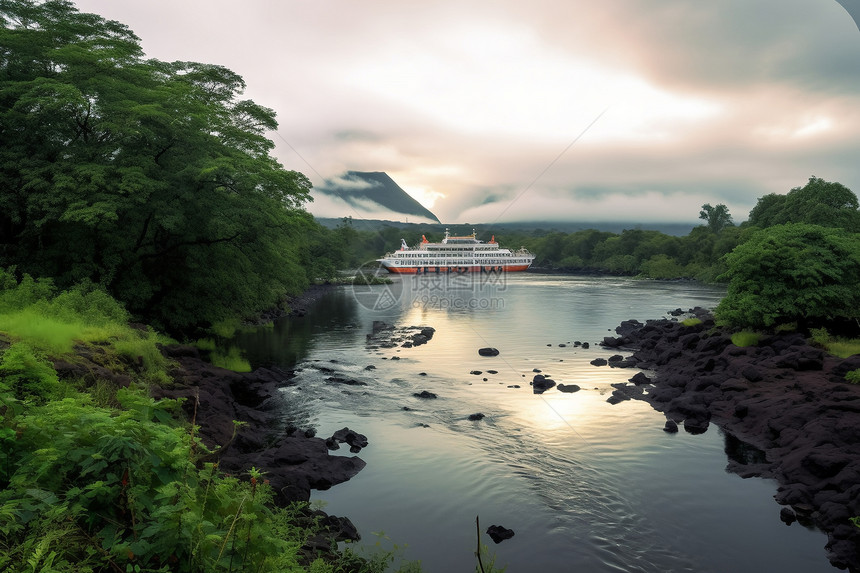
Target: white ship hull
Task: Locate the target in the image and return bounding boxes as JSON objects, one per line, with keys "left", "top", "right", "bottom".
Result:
{"left": 377, "top": 230, "right": 535, "bottom": 274}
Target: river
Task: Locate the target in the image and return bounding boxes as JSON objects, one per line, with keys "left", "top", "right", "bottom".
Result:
{"left": 233, "top": 273, "right": 835, "bottom": 573}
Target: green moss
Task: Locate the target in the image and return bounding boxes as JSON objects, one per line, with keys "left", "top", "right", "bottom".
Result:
{"left": 681, "top": 318, "right": 702, "bottom": 327}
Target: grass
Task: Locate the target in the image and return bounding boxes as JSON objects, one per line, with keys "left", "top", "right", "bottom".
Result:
{"left": 0, "top": 309, "right": 84, "bottom": 354}
{"left": 209, "top": 346, "right": 252, "bottom": 372}
{"left": 731, "top": 331, "right": 762, "bottom": 347}
{"left": 825, "top": 340, "right": 860, "bottom": 359}
{"left": 809, "top": 327, "right": 860, "bottom": 359}
{"left": 195, "top": 338, "right": 253, "bottom": 372}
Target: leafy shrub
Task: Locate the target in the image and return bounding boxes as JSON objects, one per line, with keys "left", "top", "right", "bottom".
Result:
{"left": 640, "top": 255, "right": 685, "bottom": 279}
{"left": 715, "top": 224, "right": 860, "bottom": 329}
{"left": 846, "top": 370, "right": 860, "bottom": 384}
{"left": 0, "top": 270, "right": 56, "bottom": 313}
{"left": 0, "top": 273, "right": 172, "bottom": 383}
{"left": 810, "top": 327, "right": 831, "bottom": 347}
{"left": 0, "top": 343, "right": 59, "bottom": 402}
{"left": 0, "top": 388, "right": 313, "bottom": 572}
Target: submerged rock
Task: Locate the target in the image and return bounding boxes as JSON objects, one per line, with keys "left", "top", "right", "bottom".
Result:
{"left": 486, "top": 525, "right": 515, "bottom": 544}
{"left": 531, "top": 374, "right": 556, "bottom": 394}
{"left": 479, "top": 347, "right": 500, "bottom": 356}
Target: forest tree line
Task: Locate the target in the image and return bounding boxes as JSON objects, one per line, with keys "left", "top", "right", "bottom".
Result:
{"left": 325, "top": 176, "right": 860, "bottom": 284}
{"left": 2, "top": 0, "right": 860, "bottom": 334}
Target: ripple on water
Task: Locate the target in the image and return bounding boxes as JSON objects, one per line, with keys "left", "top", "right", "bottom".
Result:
{"left": 251, "top": 277, "right": 834, "bottom": 573}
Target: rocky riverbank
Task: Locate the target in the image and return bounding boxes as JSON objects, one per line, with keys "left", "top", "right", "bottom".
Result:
{"left": 150, "top": 344, "right": 367, "bottom": 547}
{"left": 599, "top": 309, "right": 860, "bottom": 572}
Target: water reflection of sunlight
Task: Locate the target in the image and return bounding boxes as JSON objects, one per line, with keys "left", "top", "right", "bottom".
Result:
{"left": 398, "top": 272, "right": 509, "bottom": 316}
{"left": 515, "top": 392, "right": 591, "bottom": 432}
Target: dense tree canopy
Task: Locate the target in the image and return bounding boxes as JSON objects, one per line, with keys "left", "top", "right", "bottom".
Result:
{"left": 0, "top": 0, "right": 314, "bottom": 330}
{"left": 747, "top": 177, "right": 860, "bottom": 231}
{"left": 699, "top": 203, "right": 733, "bottom": 233}
{"left": 715, "top": 224, "right": 860, "bottom": 329}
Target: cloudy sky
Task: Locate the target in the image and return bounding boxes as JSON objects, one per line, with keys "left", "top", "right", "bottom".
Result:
{"left": 73, "top": 0, "right": 860, "bottom": 224}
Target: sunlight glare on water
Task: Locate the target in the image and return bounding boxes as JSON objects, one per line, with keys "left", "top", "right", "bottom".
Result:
{"left": 236, "top": 274, "right": 835, "bottom": 573}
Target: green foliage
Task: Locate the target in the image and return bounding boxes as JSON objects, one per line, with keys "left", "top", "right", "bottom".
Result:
{"left": 0, "top": 1, "right": 313, "bottom": 331}
{"left": 0, "top": 386, "right": 325, "bottom": 572}
{"left": 640, "top": 254, "right": 686, "bottom": 279}
{"left": 731, "top": 331, "right": 762, "bottom": 347}
{"left": 810, "top": 328, "right": 831, "bottom": 347}
{"left": 699, "top": 203, "right": 734, "bottom": 233}
{"left": 0, "top": 271, "right": 171, "bottom": 383}
{"left": 845, "top": 370, "right": 860, "bottom": 384}
{"left": 209, "top": 346, "right": 252, "bottom": 373}
{"left": 824, "top": 339, "right": 860, "bottom": 359}
{"left": 715, "top": 224, "right": 860, "bottom": 329}
{"left": 748, "top": 177, "right": 860, "bottom": 231}
{"left": 681, "top": 318, "right": 702, "bottom": 327}
{"left": 0, "top": 342, "right": 59, "bottom": 402}
{"left": 307, "top": 531, "right": 422, "bottom": 573}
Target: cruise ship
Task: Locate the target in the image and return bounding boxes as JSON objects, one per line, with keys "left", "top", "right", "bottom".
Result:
{"left": 377, "top": 229, "right": 535, "bottom": 274}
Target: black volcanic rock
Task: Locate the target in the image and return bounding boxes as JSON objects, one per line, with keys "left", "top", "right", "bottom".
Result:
{"left": 531, "top": 375, "right": 556, "bottom": 394}
{"left": 149, "top": 351, "right": 365, "bottom": 505}
{"left": 486, "top": 525, "right": 515, "bottom": 544}
{"left": 605, "top": 309, "right": 860, "bottom": 572}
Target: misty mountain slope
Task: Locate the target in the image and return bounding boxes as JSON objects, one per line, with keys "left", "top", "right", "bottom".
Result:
{"left": 314, "top": 171, "right": 441, "bottom": 223}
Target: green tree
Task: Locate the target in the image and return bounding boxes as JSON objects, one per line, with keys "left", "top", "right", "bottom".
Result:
{"left": 0, "top": 0, "right": 312, "bottom": 331}
{"left": 747, "top": 193, "right": 787, "bottom": 228}
{"left": 699, "top": 203, "right": 734, "bottom": 233}
{"left": 747, "top": 177, "right": 860, "bottom": 232}
{"left": 715, "top": 224, "right": 860, "bottom": 329}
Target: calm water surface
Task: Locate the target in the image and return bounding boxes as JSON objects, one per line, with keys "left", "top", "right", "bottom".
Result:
{"left": 234, "top": 274, "right": 834, "bottom": 573}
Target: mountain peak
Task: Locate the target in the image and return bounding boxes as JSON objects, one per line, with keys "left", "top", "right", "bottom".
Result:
{"left": 314, "top": 171, "right": 441, "bottom": 223}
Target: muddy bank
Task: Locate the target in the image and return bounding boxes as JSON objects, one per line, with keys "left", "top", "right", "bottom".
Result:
{"left": 600, "top": 309, "right": 860, "bottom": 572}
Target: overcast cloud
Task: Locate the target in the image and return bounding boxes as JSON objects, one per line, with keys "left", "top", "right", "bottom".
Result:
{"left": 72, "top": 0, "right": 860, "bottom": 223}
